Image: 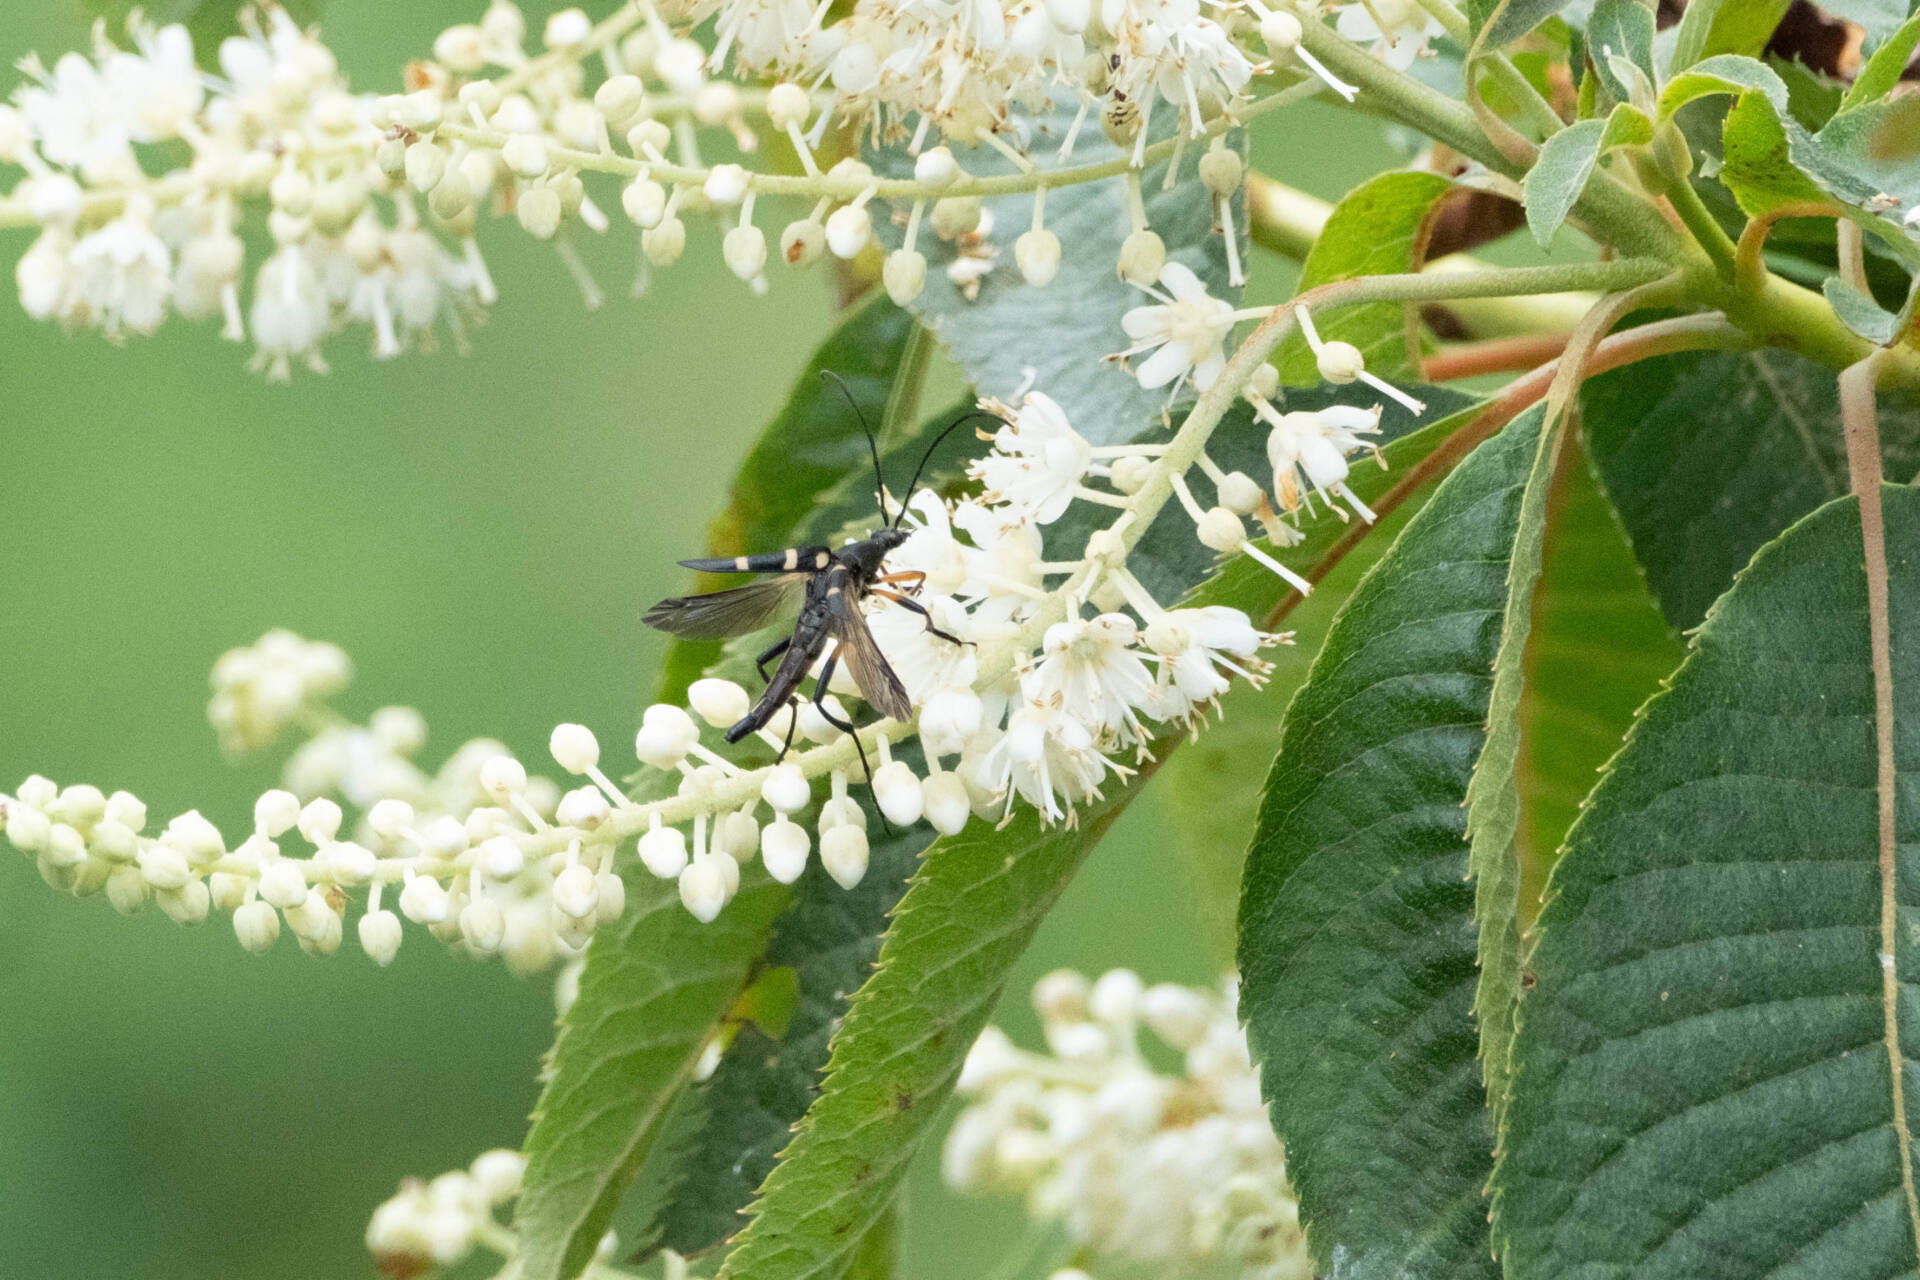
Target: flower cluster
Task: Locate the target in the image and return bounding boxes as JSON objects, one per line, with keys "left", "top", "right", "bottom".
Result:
{"left": 0, "top": 0, "right": 1413, "bottom": 373}
{"left": 946, "top": 969, "right": 1310, "bottom": 1279}
{"left": 2, "top": 280, "right": 1415, "bottom": 935}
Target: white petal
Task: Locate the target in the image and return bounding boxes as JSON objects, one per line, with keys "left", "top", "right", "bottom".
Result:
{"left": 1135, "top": 340, "right": 1193, "bottom": 389}
{"left": 1158, "top": 261, "right": 1204, "bottom": 301}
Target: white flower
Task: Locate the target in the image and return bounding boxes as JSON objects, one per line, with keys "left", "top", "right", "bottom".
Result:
{"left": 1025, "top": 615, "right": 1157, "bottom": 746}
{"left": 249, "top": 246, "right": 331, "bottom": 380}
{"left": 106, "top": 24, "right": 204, "bottom": 143}
{"left": 971, "top": 392, "right": 1093, "bottom": 525}
{"left": 977, "top": 700, "right": 1124, "bottom": 825}
{"left": 1264, "top": 405, "right": 1383, "bottom": 522}
{"left": 18, "top": 52, "right": 135, "bottom": 179}
{"left": 1144, "top": 606, "right": 1273, "bottom": 720}
{"left": 866, "top": 592, "right": 978, "bottom": 702}
{"left": 64, "top": 206, "right": 172, "bottom": 337}
{"left": 1117, "top": 262, "right": 1235, "bottom": 394}
{"left": 1335, "top": 0, "right": 1446, "bottom": 70}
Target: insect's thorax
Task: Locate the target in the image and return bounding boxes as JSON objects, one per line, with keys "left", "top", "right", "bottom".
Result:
{"left": 834, "top": 527, "right": 908, "bottom": 582}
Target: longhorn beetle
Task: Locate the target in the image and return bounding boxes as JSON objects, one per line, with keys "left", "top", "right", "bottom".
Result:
{"left": 643, "top": 373, "right": 995, "bottom": 796}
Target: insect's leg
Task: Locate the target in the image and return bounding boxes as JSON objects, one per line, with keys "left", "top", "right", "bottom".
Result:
{"left": 774, "top": 696, "right": 800, "bottom": 762}
{"left": 869, "top": 589, "right": 969, "bottom": 647}
{"left": 755, "top": 637, "right": 792, "bottom": 686}
{"left": 875, "top": 570, "right": 926, "bottom": 595}
{"left": 814, "top": 653, "right": 891, "bottom": 835}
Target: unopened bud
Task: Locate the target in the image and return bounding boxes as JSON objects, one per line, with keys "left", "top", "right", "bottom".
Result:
{"left": 1015, "top": 228, "right": 1061, "bottom": 286}
{"left": 781, "top": 219, "right": 826, "bottom": 267}
{"left": 930, "top": 196, "right": 981, "bottom": 239}
{"left": 884, "top": 249, "right": 928, "bottom": 304}
{"left": 1117, "top": 228, "right": 1165, "bottom": 286}
{"left": 517, "top": 184, "right": 562, "bottom": 238}
{"left": 724, "top": 225, "right": 768, "bottom": 281}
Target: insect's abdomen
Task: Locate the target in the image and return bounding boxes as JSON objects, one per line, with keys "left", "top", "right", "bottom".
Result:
{"left": 680, "top": 546, "right": 832, "bottom": 575}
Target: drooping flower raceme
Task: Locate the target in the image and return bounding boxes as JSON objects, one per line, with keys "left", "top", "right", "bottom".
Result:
{"left": 946, "top": 970, "right": 1311, "bottom": 1279}
{"left": 0, "top": 0, "right": 1391, "bottom": 373}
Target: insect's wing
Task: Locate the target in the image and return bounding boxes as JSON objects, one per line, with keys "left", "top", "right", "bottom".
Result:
{"left": 642, "top": 574, "right": 807, "bottom": 640}
{"left": 826, "top": 591, "right": 912, "bottom": 722}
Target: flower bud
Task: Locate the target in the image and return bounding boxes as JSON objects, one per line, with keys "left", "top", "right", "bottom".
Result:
{"left": 553, "top": 863, "right": 598, "bottom": 920}
{"left": 208, "top": 871, "right": 249, "bottom": 911}
{"left": 830, "top": 42, "right": 879, "bottom": 93}
{"left": 626, "top": 119, "right": 670, "bottom": 158}
{"left": 914, "top": 146, "right": 961, "bottom": 189}
{"left": 517, "top": 184, "right": 563, "bottom": 239}
{"left": 705, "top": 163, "right": 750, "bottom": 206}
{"left": 724, "top": 225, "right": 768, "bottom": 281}
{"left": 931, "top": 196, "right": 981, "bottom": 239}
{"left": 1117, "top": 228, "right": 1165, "bottom": 286}
{"left": 258, "top": 857, "right": 308, "bottom": 909}
{"left": 643, "top": 217, "right": 687, "bottom": 265}
{"left": 545, "top": 7, "right": 591, "bottom": 46}
{"left": 821, "top": 824, "right": 870, "bottom": 889}
{"left": 1089, "top": 968, "right": 1144, "bottom": 1023}
{"left": 1217, "top": 471, "right": 1264, "bottom": 514}
{"left": 1316, "top": 340, "right": 1366, "bottom": 383}
{"left": 922, "top": 772, "right": 972, "bottom": 835}
{"left": 1034, "top": 968, "right": 1090, "bottom": 1022}
{"left": 550, "top": 723, "right": 600, "bottom": 774}
{"left": 157, "top": 879, "right": 211, "bottom": 927}
{"left": 376, "top": 136, "right": 407, "bottom": 176}
{"left": 1140, "top": 983, "right": 1211, "bottom": 1047}
{"left": 635, "top": 821, "right": 687, "bottom": 878}
{"left": 872, "top": 761, "right": 924, "bottom": 826}
{"left": 138, "top": 844, "right": 192, "bottom": 890}
{"left": 399, "top": 873, "right": 451, "bottom": 924}
{"left": 1198, "top": 148, "right": 1244, "bottom": 196}
{"left": 712, "top": 848, "right": 740, "bottom": 898}
{"left": 761, "top": 816, "right": 810, "bottom": 883}
{"left": 480, "top": 755, "right": 527, "bottom": 799}
{"left": 44, "top": 823, "right": 85, "bottom": 869}
{"left": 595, "top": 871, "right": 626, "bottom": 926}
{"left": 818, "top": 796, "right": 867, "bottom": 832}
{"left": 5, "top": 802, "right": 50, "bottom": 852}
{"left": 595, "top": 74, "right": 647, "bottom": 126}
{"left": 825, "top": 204, "right": 872, "bottom": 259}
{"left": 717, "top": 811, "right": 760, "bottom": 864}
{"left": 331, "top": 841, "right": 380, "bottom": 886}
{"left": 780, "top": 218, "right": 826, "bottom": 267}
{"left": 556, "top": 786, "right": 610, "bottom": 830}
{"left": 635, "top": 704, "right": 700, "bottom": 769}
{"left": 1249, "top": 361, "right": 1280, "bottom": 400}
{"left": 687, "top": 678, "right": 750, "bottom": 728}
{"left": 1196, "top": 506, "right": 1245, "bottom": 552}
{"left": 368, "top": 799, "right": 415, "bottom": 841}
{"left": 461, "top": 896, "right": 507, "bottom": 953}
{"left": 299, "top": 796, "right": 343, "bottom": 845}
{"left": 106, "top": 790, "right": 147, "bottom": 832}
{"left": 434, "top": 23, "right": 487, "bottom": 71}
{"left": 471, "top": 1150, "right": 526, "bottom": 1203}
{"left": 405, "top": 140, "right": 447, "bottom": 193}
{"left": 501, "top": 133, "right": 549, "bottom": 179}
{"left": 359, "top": 908, "right": 403, "bottom": 965}
{"left": 622, "top": 177, "right": 667, "bottom": 228}
{"left": 884, "top": 249, "right": 928, "bottom": 305}
{"left": 1261, "top": 8, "right": 1303, "bottom": 52}
{"left": 767, "top": 82, "right": 810, "bottom": 131}
{"left": 678, "top": 857, "right": 728, "bottom": 922}
{"left": 1015, "top": 229, "right": 1061, "bottom": 286}
{"left": 1109, "top": 454, "right": 1153, "bottom": 495}
{"left": 761, "top": 763, "right": 811, "bottom": 814}
{"left": 235, "top": 900, "right": 281, "bottom": 954}
{"left": 106, "top": 863, "right": 148, "bottom": 914}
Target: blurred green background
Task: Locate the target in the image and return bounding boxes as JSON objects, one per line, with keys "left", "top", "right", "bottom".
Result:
{"left": 0, "top": 4, "right": 1397, "bottom": 1276}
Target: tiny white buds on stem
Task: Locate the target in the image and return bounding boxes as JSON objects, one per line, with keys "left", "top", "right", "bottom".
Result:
{"left": 915, "top": 146, "right": 962, "bottom": 189}
{"left": 639, "top": 819, "right": 689, "bottom": 879}
{"left": 872, "top": 761, "right": 925, "bottom": 826}
{"left": 820, "top": 824, "right": 870, "bottom": 889}
{"left": 705, "top": 164, "right": 750, "bottom": 206}
{"left": 481, "top": 756, "right": 527, "bottom": 798}
{"left": 234, "top": 900, "right": 281, "bottom": 954}
{"left": 1016, "top": 228, "right": 1062, "bottom": 286}
{"left": 1117, "top": 229, "right": 1166, "bottom": 286}
{"left": 931, "top": 197, "right": 982, "bottom": 239}
{"left": 551, "top": 864, "right": 599, "bottom": 921}
{"left": 549, "top": 724, "right": 600, "bottom": 774}
{"left": 781, "top": 219, "right": 826, "bottom": 267}
{"left": 359, "top": 909, "right": 403, "bottom": 966}
{"left": 885, "top": 249, "right": 928, "bottom": 305}
{"left": 688, "top": 679, "right": 750, "bottom": 727}
{"left": 825, "top": 204, "right": 873, "bottom": 259}
{"left": 594, "top": 75, "right": 647, "bottom": 127}
{"left": 762, "top": 816, "right": 810, "bottom": 882}
{"left": 923, "top": 772, "right": 972, "bottom": 835}
{"left": 761, "top": 763, "right": 811, "bottom": 814}
{"left": 635, "top": 704, "right": 699, "bottom": 769}
{"left": 724, "top": 225, "right": 768, "bottom": 282}
{"left": 622, "top": 178, "right": 668, "bottom": 228}
{"left": 517, "top": 185, "right": 563, "bottom": 240}
{"left": 678, "top": 857, "right": 729, "bottom": 922}
{"left": 767, "top": 83, "right": 811, "bottom": 131}
{"left": 501, "top": 134, "right": 550, "bottom": 180}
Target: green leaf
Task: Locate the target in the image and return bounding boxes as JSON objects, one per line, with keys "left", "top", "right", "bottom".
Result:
{"left": 1826, "top": 276, "right": 1904, "bottom": 345}
{"left": 1840, "top": 12, "right": 1920, "bottom": 112}
{"left": 1807, "top": 96, "right": 1920, "bottom": 215}
{"left": 1718, "top": 89, "right": 1831, "bottom": 215}
{"left": 1474, "top": 0, "right": 1576, "bottom": 50}
{"left": 514, "top": 864, "right": 795, "bottom": 1280}
{"left": 1526, "top": 121, "right": 1609, "bottom": 246}
{"left": 1656, "top": 54, "right": 1791, "bottom": 120}
{"left": 1465, "top": 402, "right": 1573, "bottom": 1135}
{"left": 717, "top": 788, "right": 1155, "bottom": 1280}
{"left": 1582, "top": 347, "right": 1920, "bottom": 631}
{"left": 719, "top": 385, "right": 1478, "bottom": 1280}
{"left": 1587, "top": 0, "right": 1656, "bottom": 104}
{"left": 1275, "top": 171, "right": 1456, "bottom": 385}
{"left": 1768, "top": 54, "right": 1850, "bottom": 131}
{"left": 1516, "top": 437, "right": 1684, "bottom": 910}
{"left": 869, "top": 113, "right": 1246, "bottom": 445}
{"left": 1236, "top": 408, "right": 1548, "bottom": 1280}
{"left": 1668, "top": 0, "right": 1794, "bottom": 74}
{"left": 656, "top": 296, "right": 919, "bottom": 702}
{"left": 650, "top": 815, "right": 929, "bottom": 1257}
{"left": 1491, "top": 486, "right": 1920, "bottom": 1277}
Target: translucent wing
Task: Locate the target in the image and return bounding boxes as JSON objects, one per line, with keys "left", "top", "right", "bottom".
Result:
{"left": 642, "top": 574, "right": 807, "bottom": 640}
{"left": 826, "top": 590, "right": 911, "bottom": 722}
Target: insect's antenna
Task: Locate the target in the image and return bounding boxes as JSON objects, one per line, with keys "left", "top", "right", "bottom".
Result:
{"left": 819, "top": 369, "right": 891, "bottom": 526}
{"left": 892, "top": 410, "right": 1003, "bottom": 528}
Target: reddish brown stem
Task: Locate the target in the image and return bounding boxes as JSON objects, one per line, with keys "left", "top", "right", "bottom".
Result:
{"left": 1423, "top": 332, "right": 1574, "bottom": 381}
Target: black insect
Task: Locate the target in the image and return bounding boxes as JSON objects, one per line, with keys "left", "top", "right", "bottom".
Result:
{"left": 643, "top": 374, "right": 990, "bottom": 783}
